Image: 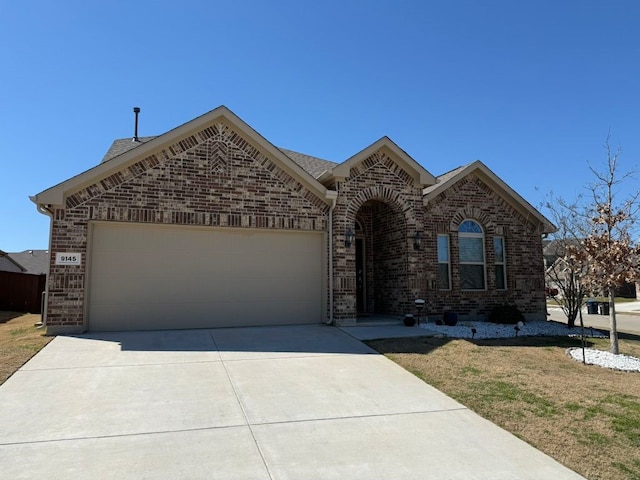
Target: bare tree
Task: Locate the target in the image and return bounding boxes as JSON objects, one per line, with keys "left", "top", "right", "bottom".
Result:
{"left": 568, "top": 137, "right": 640, "bottom": 354}
{"left": 543, "top": 196, "right": 589, "bottom": 328}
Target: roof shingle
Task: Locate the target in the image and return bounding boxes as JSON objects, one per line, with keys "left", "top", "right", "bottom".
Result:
{"left": 423, "top": 164, "right": 470, "bottom": 196}
{"left": 101, "top": 137, "right": 338, "bottom": 180}
{"left": 101, "top": 137, "right": 156, "bottom": 163}
{"left": 4, "top": 250, "right": 49, "bottom": 275}
{"left": 278, "top": 148, "right": 337, "bottom": 179}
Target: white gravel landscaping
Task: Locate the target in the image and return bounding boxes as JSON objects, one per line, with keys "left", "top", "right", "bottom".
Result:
{"left": 420, "top": 320, "right": 640, "bottom": 372}
{"left": 568, "top": 348, "right": 640, "bottom": 372}
{"left": 419, "top": 319, "right": 607, "bottom": 340}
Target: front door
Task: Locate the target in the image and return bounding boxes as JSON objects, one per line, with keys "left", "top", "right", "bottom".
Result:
{"left": 356, "top": 237, "right": 365, "bottom": 314}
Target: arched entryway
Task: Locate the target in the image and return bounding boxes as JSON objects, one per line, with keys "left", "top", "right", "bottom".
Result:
{"left": 354, "top": 199, "right": 408, "bottom": 317}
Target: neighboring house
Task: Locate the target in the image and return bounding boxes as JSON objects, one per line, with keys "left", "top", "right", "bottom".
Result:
{"left": 31, "top": 106, "right": 555, "bottom": 334}
{"left": 5, "top": 250, "right": 49, "bottom": 275}
{"left": 544, "top": 240, "right": 638, "bottom": 298}
{"left": 544, "top": 256, "right": 578, "bottom": 296}
{"left": 0, "top": 250, "right": 49, "bottom": 313}
{"left": 543, "top": 240, "right": 581, "bottom": 296}
{"left": 543, "top": 239, "right": 564, "bottom": 269}
{"left": 0, "top": 249, "right": 25, "bottom": 273}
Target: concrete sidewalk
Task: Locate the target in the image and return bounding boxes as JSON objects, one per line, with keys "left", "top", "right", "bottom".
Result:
{"left": 548, "top": 304, "right": 640, "bottom": 336}
{"left": 0, "top": 325, "right": 584, "bottom": 479}
{"left": 341, "top": 322, "right": 438, "bottom": 340}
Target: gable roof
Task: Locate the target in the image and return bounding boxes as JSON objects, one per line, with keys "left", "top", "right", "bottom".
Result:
{"left": 6, "top": 250, "right": 49, "bottom": 275}
{"left": 0, "top": 249, "right": 48, "bottom": 274}
{"left": 424, "top": 160, "right": 556, "bottom": 234}
{"left": 0, "top": 250, "right": 25, "bottom": 273}
{"left": 543, "top": 238, "right": 582, "bottom": 257}
{"left": 100, "top": 140, "right": 338, "bottom": 180}
{"left": 32, "top": 106, "right": 334, "bottom": 209}
{"left": 321, "top": 137, "right": 436, "bottom": 186}
{"left": 32, "top": 106, "right": 553, "bottom": 236}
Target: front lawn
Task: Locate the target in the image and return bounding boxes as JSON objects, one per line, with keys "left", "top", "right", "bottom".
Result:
{"left": 0, "top": 312, "right": 53, "bottom": 385}
{"left": 367, "top": 334, "right": 640, "bottom": 480}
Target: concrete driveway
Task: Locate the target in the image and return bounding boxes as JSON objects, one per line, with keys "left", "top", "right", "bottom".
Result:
{"left": 0, "top": 325, "right": 584, "bottom": 479}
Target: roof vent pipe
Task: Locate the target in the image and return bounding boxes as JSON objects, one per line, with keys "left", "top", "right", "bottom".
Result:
{"left": 133, "top": 107, "right": 141, "bottom": 142}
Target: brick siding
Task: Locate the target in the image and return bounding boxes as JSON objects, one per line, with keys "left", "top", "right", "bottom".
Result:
{"left": 45, "top": 119, "right": 547, "bottom": 331}
{"left": 331, "top": 150, "right": 425, "bottom": 324}
{"left": 46, "top": 121, "right": 329, "bottom": 330}
{"left": 423, "top": 173, "right": 547, "bottom": 320}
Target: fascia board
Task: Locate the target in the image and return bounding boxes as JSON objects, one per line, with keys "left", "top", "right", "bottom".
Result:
{"left": 331, "top": 137, "right": 436, "bottom": 186}
{"left": 32, "top": 106, "right": 331, "bottom": 208}
{"left": 32, "top": 106, "right": 233, "bottom": 207}
{"left": 424, "top": 161, "right": 557, "bottom": 233}
{"left": 475, "top": 164, "right": 556, "bottom": 233}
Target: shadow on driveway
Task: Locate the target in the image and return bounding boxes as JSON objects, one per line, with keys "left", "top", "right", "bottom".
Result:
{"left": 69, "top": 324, "right": 376, "bottom": 355}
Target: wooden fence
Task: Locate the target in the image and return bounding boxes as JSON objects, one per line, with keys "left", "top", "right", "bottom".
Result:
{"left": 0, "top": 271, "right": 46, "bottom": 313}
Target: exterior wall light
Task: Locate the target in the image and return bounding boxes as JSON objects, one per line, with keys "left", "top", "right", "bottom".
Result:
{"left": 413, "top": 231, "right": 422, "bottom": 250}
{"left": 345, "top": 228, "right": 355, "bottom": 248}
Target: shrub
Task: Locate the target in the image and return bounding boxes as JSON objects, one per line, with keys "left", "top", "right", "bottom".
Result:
{"left": 488, "top": 304, "right": 524, "bottom": 325}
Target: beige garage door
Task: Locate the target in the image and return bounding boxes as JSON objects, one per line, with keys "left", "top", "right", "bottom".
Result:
{"left": 88, "top": 223, "right": 325, "bottom": 331}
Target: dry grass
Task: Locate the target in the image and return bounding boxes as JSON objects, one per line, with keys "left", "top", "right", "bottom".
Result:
{"left": 367, "top": 334, "right": 640, "bottom": 480}
{"left": 0, "top": 311, "right": 53, "bottom": 385}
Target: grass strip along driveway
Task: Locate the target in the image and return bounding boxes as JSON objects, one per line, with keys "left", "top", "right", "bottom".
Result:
{"left": 367, "top": 334, "right": 640, "bottom": 480}
{"left": 0, "top": 312, "right": 52, "bottom": 385}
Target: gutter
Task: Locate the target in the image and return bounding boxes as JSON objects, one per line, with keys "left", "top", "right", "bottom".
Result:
{"left": 326, "top": 190, "right": 338, "bottom": 325}
{"left": 31, "top": 198, "right": 53, "bottom": 329}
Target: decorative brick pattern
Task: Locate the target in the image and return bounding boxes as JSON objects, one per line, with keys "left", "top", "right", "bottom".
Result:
{"left": 46, "top": 122, "right": 329, "bottom": 330}
{"left": 332, "top": 150, "right": 425, "bottom": 323}
{"left": 44, "top": 114, "right": 548, "bottom": 332}
{"left": 423, "top": 174, "right": 547, "bottom": 320}
{"left": 347, "top": 151, "right": 415, "bottom": 185}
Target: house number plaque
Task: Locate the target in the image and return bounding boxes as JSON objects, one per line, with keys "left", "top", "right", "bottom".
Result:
{"left": 55, "top": 252, "right": 82, "bottom": 266}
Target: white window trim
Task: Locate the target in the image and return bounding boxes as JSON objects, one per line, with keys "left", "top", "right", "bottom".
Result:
{"left": 437, "top": 234, "right": 451, "bottom": 290}
{"left": 459, "top": 220, "right": 487, "bottom": 291}
{"left": 494, "top": 236, "right": 507, "bottom": 290}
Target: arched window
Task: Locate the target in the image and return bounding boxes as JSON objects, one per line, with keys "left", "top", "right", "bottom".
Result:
{"left": 458, "top": 220, "right": 486, "bottom": 290}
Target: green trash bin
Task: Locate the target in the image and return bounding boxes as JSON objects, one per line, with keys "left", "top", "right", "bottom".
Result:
{"left": 599, "top": 302, "right": 610, "bottom": 315}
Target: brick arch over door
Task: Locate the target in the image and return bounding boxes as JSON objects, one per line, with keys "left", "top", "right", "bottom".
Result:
{"left": 342, "top": 186, "right": 417, "bottom": 316}
{"left": 343, "top": 185, "right": 416, "bottom": 229}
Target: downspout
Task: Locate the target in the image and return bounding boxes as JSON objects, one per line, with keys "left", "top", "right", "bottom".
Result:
{"left": 326, "top": 191, "right": 338, "bottom": 325}
{"left": 32, "top": 200, "right": 54, "bottom": 329}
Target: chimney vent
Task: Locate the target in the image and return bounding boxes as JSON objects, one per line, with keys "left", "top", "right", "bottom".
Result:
{"left": 133, "top": 107, "right": 141, "bottom": 142}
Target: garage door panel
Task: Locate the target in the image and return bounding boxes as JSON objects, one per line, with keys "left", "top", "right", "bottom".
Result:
{"left": 88, "top": 224, "right": 324, "bottom": 331}
{"left": 91, "top": 272, "right": 197, "bottom": 304}
{"left": 91, "top": 299, "right": 319, "bottom": 330}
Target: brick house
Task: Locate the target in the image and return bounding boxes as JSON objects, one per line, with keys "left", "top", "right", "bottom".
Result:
{"left": 32, "top": 106, "right": 555, "bottom": 334}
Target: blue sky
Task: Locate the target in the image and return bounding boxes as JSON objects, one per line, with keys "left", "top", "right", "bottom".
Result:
{"left": 2, "top": 0, "right": 639, "bottom": 251}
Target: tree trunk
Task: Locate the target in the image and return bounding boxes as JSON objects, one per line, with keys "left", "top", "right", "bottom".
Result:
{"left": 578, "top": 303, "right": 586, "bottom": 364}
{"left": 608, "top": 288, "right": 619, "bottom": 354}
